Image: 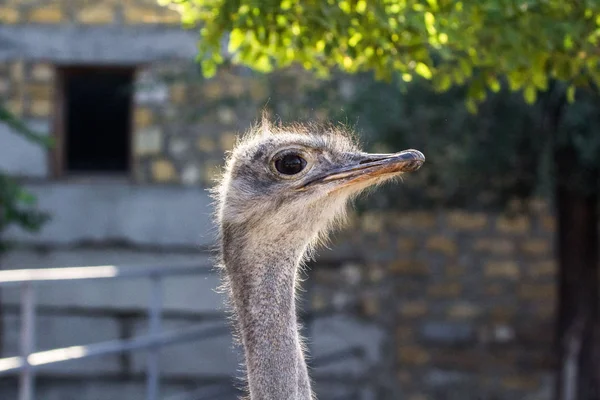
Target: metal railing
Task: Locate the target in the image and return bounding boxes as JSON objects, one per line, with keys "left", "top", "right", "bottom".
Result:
{"left": 0, "top": 263, "right": 223, "bottom": 400}
{"left": 0, "top": 264, "right": 375, "bottom": 400}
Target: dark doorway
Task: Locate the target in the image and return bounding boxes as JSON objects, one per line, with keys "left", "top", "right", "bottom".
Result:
{"left": 57, "top": 67, "right": 134, "bottom": 175}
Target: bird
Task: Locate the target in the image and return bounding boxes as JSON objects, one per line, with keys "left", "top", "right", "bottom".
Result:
{"left": 212, "top": 117, "right": 425, "bottom": 400}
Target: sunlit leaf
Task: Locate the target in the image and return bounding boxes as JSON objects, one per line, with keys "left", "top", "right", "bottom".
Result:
{"left": 415, "top": 62, "right": 432, "bottom": 79}
{"left": 201, "top": 59, "right": 217, "bottom": 77}
{"left": 343, "top": 56, "right": 353, "bottom": 69}
{"left": 280, "top": 0, "right": 292, "bottom": 10}
{"left": 486, "top": 76, "right": 501, "bottom": 92}
{"left": 523, "top": 85, "right": 537, "bottom": 104}
{"left": 348, "top": 32, "right": 363, "bottom": 47}
{"left": 228, "top": 29, "right": 245, "bottom": 53}
{"left": 356, "top": 0, "right": 367, "bottom": 14}
{"left": 339, "top": 1, "right": 351, "bottom": 13}
{"left": 255, "top": 54, "right": 272, "bottom": 72}
{"left": 424, "top": 12, "right": 436, "bottom": 35}
{"left": 315, "top": 39, "right": 326, "bottom": 52}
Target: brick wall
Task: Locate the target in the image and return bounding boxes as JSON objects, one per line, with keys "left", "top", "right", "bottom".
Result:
{"left": 1, "top": 56, "right": 326, "bottom": 185}
{"left": 0, "top": 60, "right": 54, "bottom": 120}
{"left": 312, "top": 203, "right": 557, "bottom": 399}
{"left": 130, "top": 64, "right": 328, "bottom": 185}
{"left": 130, "top": 63, "right": 272, "bottom": 185}
{"left": 0, "top": 0, "right": 180, "bottom": 26}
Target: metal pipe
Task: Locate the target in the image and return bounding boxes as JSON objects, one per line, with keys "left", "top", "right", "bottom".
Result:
{"left": 0, "top": 263, "right": 214, "bottom": 286}
{"left": 18, "top": 282, "right": 35, "bottom": 400}
{"left": 0, "top": 324, "right": 230, "bottom": 375}
{"left": 146, "top": 275, "right": 163, "bottom": 400}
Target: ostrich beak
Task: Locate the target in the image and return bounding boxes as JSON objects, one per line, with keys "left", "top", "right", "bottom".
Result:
{"left": 300, "top": 149, "right": 425, "bottom": 190}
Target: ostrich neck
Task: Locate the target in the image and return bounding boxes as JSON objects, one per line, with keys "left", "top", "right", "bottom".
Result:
{"left": 222, "top": 228, "right": 312, "bottom": 400}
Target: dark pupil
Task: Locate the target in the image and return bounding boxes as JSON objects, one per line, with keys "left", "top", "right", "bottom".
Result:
{"left": 275, "top": 154, "right": 307, "bottom": 175}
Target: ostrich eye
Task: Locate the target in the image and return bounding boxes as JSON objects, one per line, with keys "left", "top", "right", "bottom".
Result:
{"left": 274, "top": 154, "right": 307, "bottom": 175}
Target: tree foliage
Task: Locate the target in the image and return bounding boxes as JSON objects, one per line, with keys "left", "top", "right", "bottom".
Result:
{"left": 166, "top": 3, "right": 600, "bottom": 398}
{"left": 0, "top": 105, "right": 51, "bottom": 250}
{"left": 167, "top": 0, "right": 600, "bottom": 111}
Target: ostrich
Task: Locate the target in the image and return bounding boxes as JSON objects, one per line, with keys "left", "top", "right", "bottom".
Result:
{"left": 213, "top": 118, "right": 425, "bottom": 400}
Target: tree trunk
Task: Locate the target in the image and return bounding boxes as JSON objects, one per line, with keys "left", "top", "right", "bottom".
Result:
{"left": 554, "top": 143, "right": 600, "bottom": 400}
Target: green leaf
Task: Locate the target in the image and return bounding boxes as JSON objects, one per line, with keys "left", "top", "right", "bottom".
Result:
{"left": 255, "top": 54, "right": 272, "bottom": 72}
{"left": 486, "top": 75, "right": 501, "bottom": 92}
{"left": 280, "top": 0, "right": 292, "bottom": 10}
{"left": 566, "top": 85, "right": 576, "bottom": 103}
{"left": 458, "top": 59, "right": 472, "bottom": 78}
{"left": 201, "top": 59, "right": 217, "bottom": 77}
{"left": 507, "top": 70, "right": 525, "bottom": 91}
{"left": 523, "top": 85, "right": 537, "bottom": 104}
{"left": 228, "top": 28, "right": 246, "bottom": 53}
{"left": 17, "top": 189, "right": 36, "bottom": 205}
{"left": 424, "top": 12, "right": 436, "bottom": 35}
{"left": 532, "top": 70, "right": 548, "bottom": 90}
{"left": 564, "top": 34, "right": 574, "bottom": 50}
{"left": 339, "top": 1, "right": 351, "bottom": 13}
{"left": 467, "top": 77, "right": 486, "bottom": 102}
{"left": 348, "top": 32, "right": 363, "bottom": 47}
{"left": 415, "top": 62, "right": 432, "bottom": 79}
{"left": 0, "top": 171, "right": 51, "bottom": 238}
{"left": 356, "top": 0, "right": 367, "bottom": 14}
{"left": 465, "top": 98, "right": 477, "bottom": 114}
{"left": 426, "top": 0, "right": 439, "bottom": 10}
{"left": 434, "top": 74, "right": 452, "bottom": 91}
{"left": 0, "top": 106, "right": 54, "bottom": 148}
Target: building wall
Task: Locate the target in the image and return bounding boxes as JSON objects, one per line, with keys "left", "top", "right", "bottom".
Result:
{"left": 0, "top": 0, "right": 215, "bottom": 185}
{"left": 0, "top": 0, "right": 321, "bottom": 187}
{"left": 0, "top": 59, "right": 323, "bottom": 186}
{"left": 313, "top": 205, "right": 557, "bottom": 399}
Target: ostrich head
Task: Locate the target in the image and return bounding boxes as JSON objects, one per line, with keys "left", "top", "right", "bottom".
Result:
{"left": 213, "top": 118, "right": 425, "bottom": 400}
{"left": 215, "top": 120, "right": 424, "bottom": 250}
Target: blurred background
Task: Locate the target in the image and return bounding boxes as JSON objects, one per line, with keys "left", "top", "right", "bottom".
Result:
{"left": 1, "top": 1, "right": 599, "bottom": 400}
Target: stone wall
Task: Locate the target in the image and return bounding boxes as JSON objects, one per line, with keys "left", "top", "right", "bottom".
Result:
{"left": 0, "top": 0, "right": 222, "bottom": 184}
{"left": 0, "top": 57, "right": 333, "bottom": 185}
{"left": 130, "top": 63, "right": 268, "bottom": 186}
{"left": 0, "top": 0, "right": 180, "bottom": 25}
{"left": 1, "top": 203, "right": 558, "bottom": 400}
{"left": 314, "top": 203, "right": 557, "bottom": 399}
